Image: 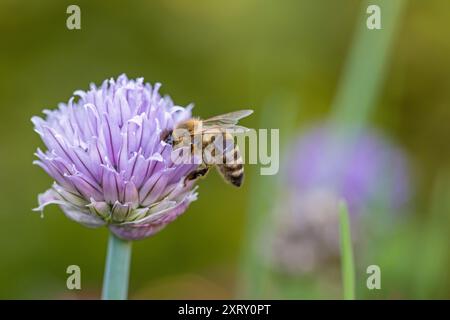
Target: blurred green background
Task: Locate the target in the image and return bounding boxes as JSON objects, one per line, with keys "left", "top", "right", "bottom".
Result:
{"left": 0, "top": 0, "right": 449, "bottom": 299}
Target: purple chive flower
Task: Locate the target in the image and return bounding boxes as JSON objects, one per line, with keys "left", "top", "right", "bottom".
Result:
{"left": 32, "top": 74, "right": 199, "bottom": 240}
{"left": 269, "top": 124, "right": 411, "bottom": 275}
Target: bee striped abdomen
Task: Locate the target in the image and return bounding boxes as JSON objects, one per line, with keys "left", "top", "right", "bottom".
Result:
{"left": 218, "top": 137, "right": 244, "bottom": 187}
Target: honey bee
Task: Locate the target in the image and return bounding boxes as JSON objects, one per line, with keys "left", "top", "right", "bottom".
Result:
{"left": 162, "top": 110, "right": 253, "bottom": 187}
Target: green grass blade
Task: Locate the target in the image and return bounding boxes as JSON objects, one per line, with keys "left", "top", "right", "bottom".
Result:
{"left": 339, "top": 200, "right": 356, "bottom": 300}
{"left": 331, "top": 0, "right": 407, "bottom": 132}
{"left": 237, "top": 93, "right": 299, "bottom": 299}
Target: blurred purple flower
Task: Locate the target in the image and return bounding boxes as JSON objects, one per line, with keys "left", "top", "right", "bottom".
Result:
{"left": 32, "top": 74, "right": 199, "bottom": 240}
{"left": 269, "top": 124, "right": 411, "bottom": 275}
{"left": 286, "top": 125, "right": 410, "bottom": 216}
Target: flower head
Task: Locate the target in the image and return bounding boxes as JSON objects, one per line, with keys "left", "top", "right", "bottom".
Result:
{"left": 269, "top": 124, "right": 411, "bottom": 275}
{"left": 32, "top": 74, "right": 199, "bottom": 240}
{"left": 285, "top": 125, "right": 410, "bottom": 215}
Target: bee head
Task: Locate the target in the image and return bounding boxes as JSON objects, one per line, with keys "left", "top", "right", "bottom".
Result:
{"left": 160, "top": 129, "right": 174, "bottom": 145}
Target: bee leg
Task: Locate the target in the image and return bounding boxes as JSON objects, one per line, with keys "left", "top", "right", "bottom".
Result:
{"left": 185, "top": 166, "right": 210, "bottom": 184}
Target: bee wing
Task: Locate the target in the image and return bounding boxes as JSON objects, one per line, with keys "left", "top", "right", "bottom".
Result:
{"left": 178, "top": 110, "right": 252, "bottom": 137}
{"left": 202, "top": 109, "right": 253, "bottom": 127}
{"left": 192, "top": 125, "right": 250, "bottom": 135}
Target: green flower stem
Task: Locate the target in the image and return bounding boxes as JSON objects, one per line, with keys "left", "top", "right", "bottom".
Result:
{"left": 238, "top": 93, "right": 299, "bottom": 298}
{"left": 339, "top": 201, "right": 355, "bottom": 300}
{"left": 331, "top": 0, "right": 406, "bottom": 132}
{"left": 102, "top": 232, "right": 132, "bottom": 300}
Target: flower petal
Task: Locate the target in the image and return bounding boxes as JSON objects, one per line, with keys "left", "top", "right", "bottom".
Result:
{"left": 61, "top": 205, "right": 106, "bottom": 228}
{"left": 109, "top": 191, "right": 196, "bottom": 240}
